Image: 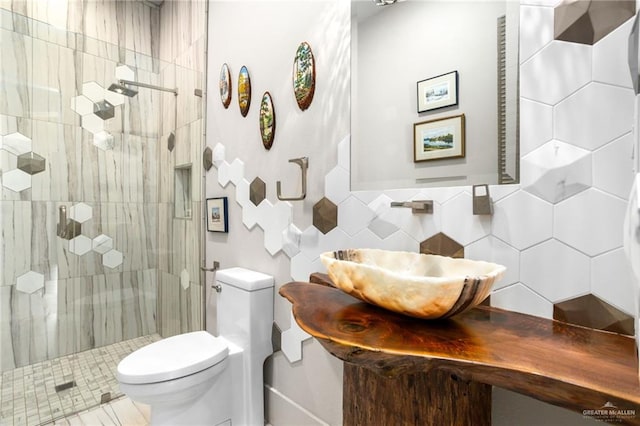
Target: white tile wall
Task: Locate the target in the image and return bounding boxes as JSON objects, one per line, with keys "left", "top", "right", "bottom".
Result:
{"left": 210, "top": 5, "right": 639, "bottom": 363}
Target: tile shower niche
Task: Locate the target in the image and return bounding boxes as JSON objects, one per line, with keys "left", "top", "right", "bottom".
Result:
{"left": 175, "top": 165, "right": 192, "bottom": 219}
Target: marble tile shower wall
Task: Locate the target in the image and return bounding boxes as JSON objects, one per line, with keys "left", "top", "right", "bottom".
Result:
{"left": 0, "top": 1, "right": 174, "bottom": 372}
{"left": 156, "top": 0, "right": 206, "bottom": 338}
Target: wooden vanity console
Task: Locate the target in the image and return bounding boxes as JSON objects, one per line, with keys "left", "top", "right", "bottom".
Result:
{"left": 279, "top": 274, "right": 640, "bottom": 426}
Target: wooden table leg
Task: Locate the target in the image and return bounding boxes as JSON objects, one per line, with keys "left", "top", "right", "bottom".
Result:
{"left": 343, "top": 363, "right": 491, "bottom": 426}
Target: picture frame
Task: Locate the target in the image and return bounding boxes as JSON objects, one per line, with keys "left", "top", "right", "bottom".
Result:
{"left": 206, "top": 197, "right": 229, "bottom": 233}
{"left": 259, "top": 91, "right": 276, "bottom": 150}
{"left": 293, "top": 41, "right": 316, "bottom": 111}
{"left": 219, "top": 63, "right": 231, "bottom": 109}
{"left": 238, "top": 65, "right": 251, "bottom": 117}
{"left": 417, "top": 70, "right": 458, "bottom": 113}
{"left": 413, "top": 114, "right": 465, "bottom": 162}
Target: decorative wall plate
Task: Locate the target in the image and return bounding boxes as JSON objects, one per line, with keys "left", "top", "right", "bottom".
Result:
{"left": 219, "top": 63, "right": 231, "bottom": 108}
{"left": 259, "top": 91, "right": 276, "bottom": 150}
{"left": 238, "top": 65, "right": 251, "bottom": 117}
{"left": 293, "top": 42, "right": 315, "bottom": 111}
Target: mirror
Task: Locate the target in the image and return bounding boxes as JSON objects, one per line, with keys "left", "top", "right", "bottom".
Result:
{"left": 351, "top": 0, "right": 520, "bottom": 190}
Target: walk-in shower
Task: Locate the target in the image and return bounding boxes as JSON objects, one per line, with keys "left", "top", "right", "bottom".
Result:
{"left": 0, "top": 0, "right": 207, "bottom": 424}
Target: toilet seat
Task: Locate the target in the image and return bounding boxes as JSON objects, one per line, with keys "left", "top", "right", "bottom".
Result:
{"left": 117, "top": 331, "right": 229, "bottom": 384}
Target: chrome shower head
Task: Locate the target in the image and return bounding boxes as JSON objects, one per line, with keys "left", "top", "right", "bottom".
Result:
{"left": 108, "top": 83, "right": 138, "bottom": 97}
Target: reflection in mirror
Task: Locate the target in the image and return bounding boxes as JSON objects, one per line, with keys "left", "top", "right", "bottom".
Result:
{"left": 351, "top": 0, "right": 519, "bottom": 190}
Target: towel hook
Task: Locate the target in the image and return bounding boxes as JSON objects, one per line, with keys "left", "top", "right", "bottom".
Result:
{"left": 277, "top": 157, "right": 308, "bottom": 201}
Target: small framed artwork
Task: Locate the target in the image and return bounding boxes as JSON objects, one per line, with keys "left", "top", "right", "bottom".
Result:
{"left": 417, "top": 70, "right": 458, "bottom": 113}
{"left": 293, "top": 41, "right": 315, "bottom": 111}
{"left": 259, "top": 91, "right": 276, "bottom": 150}
{"left": 413, "top": 114, "right": 465, "bottom": 162}
{"left": 219, "top": 63, "right": 231, "bottom": 109}
{"left": 238, "top": 65, "right": 251, "bottom": 117}
{"left": 206, "top": 197, "right": 229, "bottom": 233}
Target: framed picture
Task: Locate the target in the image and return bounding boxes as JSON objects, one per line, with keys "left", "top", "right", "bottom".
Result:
{"left": 206, "top": 197, "right": 229, "bottom": 233}
{"left": 417, "top": 71, "right": 458, "bottom": 113}
{"left": 259, "top": 91, "right": 276, "bottom": 150}
{"left": 238, "top": 65, "right": 251, "bottom": 117}
{"left": 293, "top": 41, "right": 316, "bottom": 111}
{"left": 219, "top": 63, "right": 231, "bottom": 109}
{"left": 413, "top": 114, "right": 465, "bottom": 162}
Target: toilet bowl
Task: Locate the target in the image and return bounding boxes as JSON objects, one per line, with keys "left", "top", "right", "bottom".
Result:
{"left": 116, "top": 267, "right": 274, "bottom": 426}
{"left": 117, "top": 331, "right": 239, "bottom": 425}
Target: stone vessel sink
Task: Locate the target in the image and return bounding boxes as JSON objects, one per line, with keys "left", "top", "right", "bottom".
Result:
{"left": 320, "top": 249, "right": 506, "bottom": 319}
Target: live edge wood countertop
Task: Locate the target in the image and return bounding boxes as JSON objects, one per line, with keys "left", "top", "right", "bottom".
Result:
{"left": 280, "top": 273, "right": 640, "bottom": 425}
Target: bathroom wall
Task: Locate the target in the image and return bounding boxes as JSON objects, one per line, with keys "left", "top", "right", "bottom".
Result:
{"left": 0, "top": 0, "right": 207, "bottom": 372}
{"left": 206, "top": 1, "right": 348, "bottom": 424}
{"left": 155, "top": 0, "right": 207, "bottom": 338}
{"left": 206, "top": 0, "right": 638, "bottom": 425}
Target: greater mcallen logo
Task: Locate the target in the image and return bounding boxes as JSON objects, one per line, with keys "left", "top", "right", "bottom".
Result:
{"left": 583, "top": 402, "right": 636, "bottom": 423}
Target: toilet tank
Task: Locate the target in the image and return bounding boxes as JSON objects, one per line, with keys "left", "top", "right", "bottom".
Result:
{"left": 215, "top": 267, "right": 274, "bottom": 353}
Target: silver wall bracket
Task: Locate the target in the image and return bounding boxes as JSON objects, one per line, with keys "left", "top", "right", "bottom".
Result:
{"left": 390, "top": 200, "right": 433, "bottom": 214}
{"left": 277, "top": 157, "right": 308, "bottom": 201}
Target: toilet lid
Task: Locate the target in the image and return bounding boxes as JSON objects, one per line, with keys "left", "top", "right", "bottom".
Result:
{"left": 117, "top": 331, "right": 229, "bottom": 384}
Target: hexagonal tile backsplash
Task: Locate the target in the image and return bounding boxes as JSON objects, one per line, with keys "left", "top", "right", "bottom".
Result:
{"left": 209, "top": 7, "right": 639, "bottom": 364}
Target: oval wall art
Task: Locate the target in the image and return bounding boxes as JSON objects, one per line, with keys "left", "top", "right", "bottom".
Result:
{"left": 259, "top": 91, "right": 276, "bottom": 150}
{"left": 219, "top": 63, "right": 231, "bottom": 109}
{"left": 238, "top": 65, "right": 251, "bottom": 117}
{"left": 293, "top": 41, "right": 316, "bottom": 111}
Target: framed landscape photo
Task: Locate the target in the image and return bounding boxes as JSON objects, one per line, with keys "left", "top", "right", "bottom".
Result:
{"left": 206, "top": 197, "right": 229, "bottom": 233}
{"left": 417, "top": 71, "right": 458, "bottom": 113}
{"left": 413, "top": 114, "right": 465, "bottom": 162}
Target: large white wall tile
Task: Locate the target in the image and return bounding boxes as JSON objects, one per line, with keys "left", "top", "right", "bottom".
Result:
{"left": 521, "top": 239, "right": 590, "bottom": 303}
{"left": 521, "top": 140, "right": 592, "bottom": 203}
{"left": 491, "top": 283, "right": 554, "bottom": 319}
{"left": 367, "top": 194, "right": 400, "bottom": 239}
{"left": 378, "top": 199, "right": 440, "bottom": 244}
{"left": 593, "top": 16, "right": 635, "bottom": 88}
{"left": 235, "top": 178, "right": 251, "bottom": 208}
{"left": 290, "top": 251, "right": 323, "bottom": 282}
{"left": 257, "top": 201, "right": 292, "bottom": 256}
{"left": 519, "top": 5, "right": 554, "bottom": 63}
{"left": 492, "top": 191, "right": 553, "bottom": 250}
{"left": 554, "top": 82, "right": 636, "bottom": 151}
{"left": 554, "top": 188, "right": 628, "bottom": 256}
{"left": 441, "top": 192, "right": 491, "bottom": 246}
{"left": 242, "top": 201, "right": 259, "bottom": 230}
{"left": 592, "top": 248, "right": 636, "bottom": 315}
{"left": 338, "top": 196, "right": 375, "bottom": 237}
{"left": 520, "top": 41, "right": 591, "bottom": 105}
{"left": 520, "top": 98, "right": 553, "bottom": 155}
{"left": 593, "top": 133, "right": 636, "bottom": 199}
{"left": 466, "top": 236, "right": 520, "bottom": 290}
{"left": 324, "top": 166, "right": 350, "bottom": 205}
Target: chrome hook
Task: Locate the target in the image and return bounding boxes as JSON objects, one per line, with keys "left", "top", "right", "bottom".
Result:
{"left": 276, "top": 157, "right": 308, "bottom": 201}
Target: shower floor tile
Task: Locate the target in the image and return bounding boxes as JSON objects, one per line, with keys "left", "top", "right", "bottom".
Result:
{"left": 0, "top": 334, "right": 161, "bottom": 426}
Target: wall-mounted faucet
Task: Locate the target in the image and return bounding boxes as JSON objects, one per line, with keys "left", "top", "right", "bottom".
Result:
{"left": 57, "top": 206, "right": 81, "bottom": 240}
{"left": 390, "top": 200, "right": 433, "bottom": 214}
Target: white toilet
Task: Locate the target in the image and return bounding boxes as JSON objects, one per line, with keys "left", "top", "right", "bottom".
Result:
{"left": 116, "top": 267, "right": 275, "bottom": 426}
